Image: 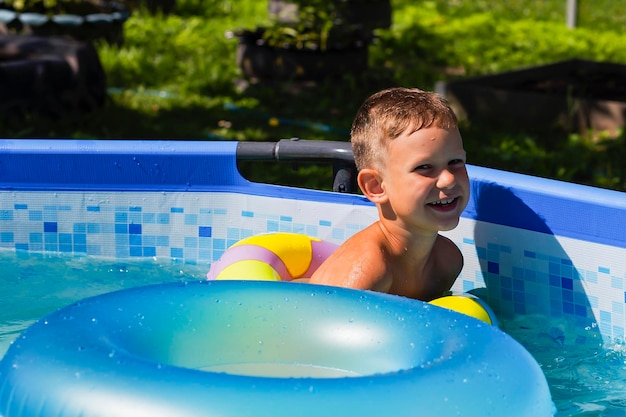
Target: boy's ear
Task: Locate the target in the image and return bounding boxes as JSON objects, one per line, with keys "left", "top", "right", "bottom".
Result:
{"left": 357, "top": 169, "right": 387, "bottom": 203}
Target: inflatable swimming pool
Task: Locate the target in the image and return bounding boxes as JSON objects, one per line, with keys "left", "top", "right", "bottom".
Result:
{"left": 0, "top": 280, "right": 553, "bottom": 417}
{"left": 8, "top": 138, "right": 626, "bottom": 415}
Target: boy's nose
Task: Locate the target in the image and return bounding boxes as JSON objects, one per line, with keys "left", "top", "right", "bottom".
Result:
{"left": 437, "top": 169, "right": 456, "bottom": 189}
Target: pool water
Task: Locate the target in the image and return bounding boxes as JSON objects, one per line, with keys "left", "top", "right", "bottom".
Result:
{"left": 501, "top": 316, "right": 624, "bottom": 416}
{"left": 0, "top": 251, "right": 624, "bottom": 416}
{"left": 0, "top": 250, "right": 208, "bottom": 357}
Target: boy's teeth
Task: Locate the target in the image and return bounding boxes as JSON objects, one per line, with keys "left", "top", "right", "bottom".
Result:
{"left": 431, "top": 198, "right": 454, "bottom": 206}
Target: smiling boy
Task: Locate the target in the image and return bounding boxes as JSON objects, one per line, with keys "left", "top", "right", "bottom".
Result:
{"left": 309, "top": 87, "right": 469, "bottom": 301}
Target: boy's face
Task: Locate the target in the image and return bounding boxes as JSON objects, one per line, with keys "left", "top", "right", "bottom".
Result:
{"left": 379, "top": 125, "right": 469, "bottom": 233}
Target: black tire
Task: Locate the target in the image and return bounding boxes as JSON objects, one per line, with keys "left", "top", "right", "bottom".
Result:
{"left": 0, "top": 34, "right": 107, "bottom": 119}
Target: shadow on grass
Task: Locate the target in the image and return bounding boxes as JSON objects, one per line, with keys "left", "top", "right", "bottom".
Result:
{"left": 1, "top": 96, "right": 220, "bottom": 140}
{"left": 1, "top": 92, "right": 326, "bottom": 141}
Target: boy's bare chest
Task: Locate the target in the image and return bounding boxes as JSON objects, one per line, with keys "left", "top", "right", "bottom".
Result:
{"left": 388, "top": 260, "right": 446, "bottom": 301}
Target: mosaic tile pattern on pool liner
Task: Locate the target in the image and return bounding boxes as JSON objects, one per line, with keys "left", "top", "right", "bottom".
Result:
{"left": 2, "top": 190, "right": 626, "bottom": 343}
{"left": 453, "top": 219, "right": 626, "bottom": 344}
{"left": 0, "top": 191, "right": 376, "bottom": 264}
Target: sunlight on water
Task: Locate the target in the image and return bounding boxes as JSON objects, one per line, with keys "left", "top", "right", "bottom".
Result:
{"left": 1, "top": 250, "right": 626, "bottom": 415}
{"left": 0, "top": 250, "right": 208, "bottom": 357}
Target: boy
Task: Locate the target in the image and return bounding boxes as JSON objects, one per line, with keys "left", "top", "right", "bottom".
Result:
{"left": 309, "top": 87, "right": 469, "bottom": 301}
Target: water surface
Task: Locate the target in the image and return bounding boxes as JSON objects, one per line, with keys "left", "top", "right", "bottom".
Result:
{"left": 1, "top": 250, "right": 623, "bottom": 416}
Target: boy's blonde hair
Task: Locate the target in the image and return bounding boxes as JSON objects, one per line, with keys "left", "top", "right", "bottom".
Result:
{"left": 351, "top": 87, "right": 458, "bottom": 171}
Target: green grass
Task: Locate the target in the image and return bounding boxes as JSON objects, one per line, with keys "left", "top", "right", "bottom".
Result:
{"left": 3, "top": 0, "right": 626, "bottom": 191}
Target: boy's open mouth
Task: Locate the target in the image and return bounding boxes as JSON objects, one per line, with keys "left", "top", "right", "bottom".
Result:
{"left": 427, "top": 197, "right": 459, "bottom": 210}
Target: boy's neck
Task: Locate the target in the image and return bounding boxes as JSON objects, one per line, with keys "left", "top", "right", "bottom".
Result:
{"left": 375, "top": 220, "right": 438, "bottom": 260}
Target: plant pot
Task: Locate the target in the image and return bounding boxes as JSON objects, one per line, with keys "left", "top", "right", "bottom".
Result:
{"left": 236, "top": 28, "right": 368, "bottom": 81}
{"left": 0, "top": 0, "right": 131, "bottom": 44}
{"left": 268, "top": 0, "right": 391, "bottom": 32}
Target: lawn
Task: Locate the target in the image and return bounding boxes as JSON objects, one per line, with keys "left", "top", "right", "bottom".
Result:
{"left": 2, "top": 0, "right": 626, "bottom": 190}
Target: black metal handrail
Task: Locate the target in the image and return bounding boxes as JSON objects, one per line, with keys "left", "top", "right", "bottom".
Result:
{"left": 236, "top": 138, "right": 357, "bottom": 193}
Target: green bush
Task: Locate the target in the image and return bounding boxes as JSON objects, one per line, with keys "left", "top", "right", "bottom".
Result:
{"left": 373, "top": 6, "right": 626, "bottom": 86}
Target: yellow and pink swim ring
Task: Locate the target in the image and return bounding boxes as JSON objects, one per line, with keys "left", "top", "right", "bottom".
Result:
{"left": 207, "top": 232, "right": 498, "bottom": 325}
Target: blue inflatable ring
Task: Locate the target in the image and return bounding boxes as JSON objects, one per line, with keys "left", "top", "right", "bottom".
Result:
{"left": 0, "top": 280, "right": 553, "bottom": 417}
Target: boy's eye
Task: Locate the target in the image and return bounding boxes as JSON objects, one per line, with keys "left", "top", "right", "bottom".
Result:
{"left": 414, "top": 164, "right": 431, "bottom": 171}
{"left": 449, "top": 159, "right": 465, "bottom": 165}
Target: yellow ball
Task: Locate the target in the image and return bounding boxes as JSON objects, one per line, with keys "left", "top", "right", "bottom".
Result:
{"left": 429, "top": 294, "right": 498, "bottom": 326}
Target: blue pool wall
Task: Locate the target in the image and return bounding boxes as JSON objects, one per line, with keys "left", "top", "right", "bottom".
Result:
{"left": 1, "top": 139, "right": 625, "bottom": 345}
